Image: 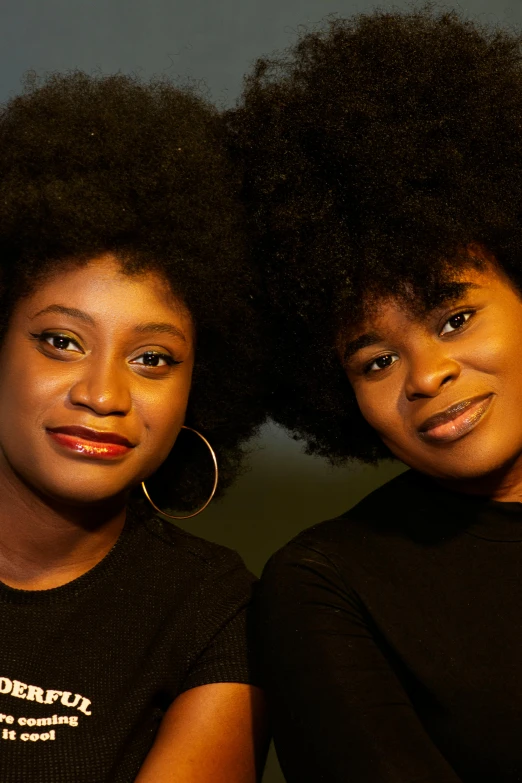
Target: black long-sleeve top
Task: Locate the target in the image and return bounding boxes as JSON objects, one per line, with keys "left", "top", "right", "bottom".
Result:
{"left": 257, "top": 470, "right": 522, "bottom": 782}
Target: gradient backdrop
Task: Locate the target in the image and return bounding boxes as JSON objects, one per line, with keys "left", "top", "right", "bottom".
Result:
{"left": 0, "top": 1, "right": 517, "bottom": 779}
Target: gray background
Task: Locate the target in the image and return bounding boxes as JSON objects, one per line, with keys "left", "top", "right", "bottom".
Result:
{"left": 0, "top": 0, "right": 516, "bottom": 780}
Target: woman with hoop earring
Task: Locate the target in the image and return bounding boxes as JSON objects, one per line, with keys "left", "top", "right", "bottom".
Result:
{"left": 0, "top": 72, "right": 269, "bottom": 782}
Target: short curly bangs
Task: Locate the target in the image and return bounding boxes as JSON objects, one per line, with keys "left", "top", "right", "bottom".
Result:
{"left": 0, "top": 71, "right": 268, "bottom": 510}
{"left": 229, "top": 6, "right": 522, "bottom": 464}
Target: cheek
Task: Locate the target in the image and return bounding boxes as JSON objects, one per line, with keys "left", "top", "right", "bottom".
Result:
{"left": 135, "top": 370, "right": 193, "bottom": 466}
{"left": 354, "top": 374, "right": 423, "bottom": 462}
{"left": 353, "top": 380, "right": 404, "bottom": 442}
{"left": 460, "top": 330, "right": 508, "bottom": 375}
{"left": 452, "top": 328, "right": 522, "bottom": 412}
{"left": 0, "top": 350, "right": 65, "bottom": 430}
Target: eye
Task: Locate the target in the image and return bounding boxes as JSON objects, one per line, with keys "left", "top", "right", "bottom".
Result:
{"left": 440, "top": 311, "right": 473, "bottom": 335}
{"left": 33, "top": 332, "right": 83, "bottom": 353}
{"left": 365, "top": 353, "right": 398, "bottom": 374}
{"left": 131, "top": 351, "right": 180, "bottom": 368}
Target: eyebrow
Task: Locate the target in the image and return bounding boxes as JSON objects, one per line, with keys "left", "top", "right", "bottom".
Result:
{"left": 343, "top": 331, "right": 382, "bottom": 362}
{"left": 32, "top": 305, "right": 96, "bottom": 325}
{"left": 31, "top": 306, "right": 187, "bottom": 342}
{"left": 134, "top": 322, "right": 187, "bottom": 342}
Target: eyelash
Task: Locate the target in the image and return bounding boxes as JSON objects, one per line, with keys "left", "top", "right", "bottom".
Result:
{"left": 31, "top": 332, "right": 82, "bottom": 353}
{"left": 132, "top": 352, "right": 180, "bottom": 368}
{"left": 362, "top": 309, "right": 475, "bottom": 375}
{"left": 363, "top": 354, "right": 398, "bottom": 375}
{"left": 31, "top": 332, "right": 181, "bottom": 368}
{"left": 438, "top": 309, "right": 474, "bottom": 335}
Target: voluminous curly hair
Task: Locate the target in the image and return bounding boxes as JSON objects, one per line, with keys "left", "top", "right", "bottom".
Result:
{"left": 228, "top": 6, "right": 522, "bottom": 464}
{"left": 0, "top": 71, "right": 268, "bottom": 510}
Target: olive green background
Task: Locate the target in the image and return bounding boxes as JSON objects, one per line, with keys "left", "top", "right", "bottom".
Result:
{"left": 0, "top": 0, "right": 518, "bottom": 779}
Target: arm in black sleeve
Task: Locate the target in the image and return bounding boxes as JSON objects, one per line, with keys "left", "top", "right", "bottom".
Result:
{"left": 256, "top": 543, "right": 462, "bottom": 783}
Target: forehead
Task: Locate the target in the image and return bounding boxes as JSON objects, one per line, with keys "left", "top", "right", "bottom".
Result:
{"left": 22, "top": 254, "right": 191, "bottom": 324}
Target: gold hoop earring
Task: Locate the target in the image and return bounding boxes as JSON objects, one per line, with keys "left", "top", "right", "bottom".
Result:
{"left": 141, "top": 426, "right": 218, "bottom": 520}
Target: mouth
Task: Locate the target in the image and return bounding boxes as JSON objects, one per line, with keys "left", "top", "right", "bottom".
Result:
{"left": 46, "top": 426, "right": 135, "bottom": 459}
{"left": 418, "top": 393, "right": 494, "bottom": 444}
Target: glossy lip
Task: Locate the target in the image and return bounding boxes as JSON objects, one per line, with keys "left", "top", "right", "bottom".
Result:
{"left": 418, "top": 393, "right": 493, "bottom": 444}
{"left": 46, "top": 426, "right": 135, "bottom": 459}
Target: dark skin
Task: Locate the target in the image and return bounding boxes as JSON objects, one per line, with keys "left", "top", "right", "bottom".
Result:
{"left": 342, "top": 257, "right": 522, "bottom": 502}
{"left": 0, "top": 253, "right": 195, "bottom": 590}
{"left": 0, "top": 253, "right": 268, "bottom": 782}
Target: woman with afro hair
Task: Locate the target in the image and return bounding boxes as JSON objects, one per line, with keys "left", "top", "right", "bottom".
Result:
{"left": 0, "top": 71, "right": 269, "bottom": 782}
{"left": 230, "top": 7, "right": 522, "bottom": 783}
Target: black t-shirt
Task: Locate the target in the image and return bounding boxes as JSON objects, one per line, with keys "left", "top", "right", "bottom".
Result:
{"left": 0, "top": 505, "right": 257, "bottom": 782}
{"left": 257, "top": 470, "right": 522, "bottom": 782}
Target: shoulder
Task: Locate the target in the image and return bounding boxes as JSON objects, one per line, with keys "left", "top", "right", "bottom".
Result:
{"left": 123, "top": 504, "right": 256, "bottom": 599}
{"left": 275, "top": 469, "right": 421, "bottom": 551}
{"left": 261, "top": 469, "right": 446, "bottom": 585}
{"left": 138, "top": 508, "right": 248, "bottom": 570}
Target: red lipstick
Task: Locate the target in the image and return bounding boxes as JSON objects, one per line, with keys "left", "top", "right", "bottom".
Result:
{"left": 46, "top": 426, "right": 135, "bottom": 459}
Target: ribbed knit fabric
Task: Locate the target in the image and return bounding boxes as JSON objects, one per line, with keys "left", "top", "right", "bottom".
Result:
{"left": 258, "top": 470, "right": 522, "bottom": 783}
{"left": 0, "top": 506, "right": 258, "bottom": 782}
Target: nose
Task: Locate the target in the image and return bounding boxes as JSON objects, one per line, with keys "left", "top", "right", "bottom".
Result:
{"left": 404, "top": 343, "right": 461, "bottom": 401}
{"left": 68, "top": 356, "right": 132, "bottom": 417}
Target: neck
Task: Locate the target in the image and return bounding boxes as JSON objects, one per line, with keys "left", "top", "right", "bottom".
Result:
{"left": 0, "top": 458, "right": 127, "bottom": 590}
{"left": 438, "top": 454, "right": 522, "bottom": 504}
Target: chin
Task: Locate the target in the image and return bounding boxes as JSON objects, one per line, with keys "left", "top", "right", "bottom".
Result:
{"left": 13, "top": 466, "right": 132, "bottom": 509}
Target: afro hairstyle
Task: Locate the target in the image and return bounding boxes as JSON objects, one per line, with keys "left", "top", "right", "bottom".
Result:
{"left": 0, "top": 70, "right": 269, "bottom": 511}
{"left": 228, "top": 6, "right": 522, "bottom": 464}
